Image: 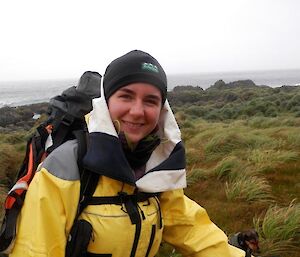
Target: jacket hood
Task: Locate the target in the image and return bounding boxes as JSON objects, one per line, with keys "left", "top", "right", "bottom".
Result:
{"left": 82, "top": 83, "right": 186, "bottom": 192}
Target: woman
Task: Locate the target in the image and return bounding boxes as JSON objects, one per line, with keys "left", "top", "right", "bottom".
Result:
{"left": 9, "top": 50, "right": 244, "bottom": 257}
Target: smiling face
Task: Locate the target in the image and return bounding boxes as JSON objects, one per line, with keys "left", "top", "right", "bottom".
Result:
{"left": 108, "top": 83, "right": 162, "bottom": 146}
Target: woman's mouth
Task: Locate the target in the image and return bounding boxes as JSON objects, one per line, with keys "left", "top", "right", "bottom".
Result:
{"left": 122, "top": 120, "right": 144, "bottom": 129}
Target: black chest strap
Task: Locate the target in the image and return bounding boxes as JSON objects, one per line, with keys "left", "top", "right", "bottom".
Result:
{"left": 86, "top": 192, "right": 161, "bottom": 226}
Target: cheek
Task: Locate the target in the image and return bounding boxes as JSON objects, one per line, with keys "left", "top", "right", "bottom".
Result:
{"left": 108, "top": 101, "right": 123, "bottom": 121}
{"left": 148, "top": 108, "right": 161, "bottom": 126}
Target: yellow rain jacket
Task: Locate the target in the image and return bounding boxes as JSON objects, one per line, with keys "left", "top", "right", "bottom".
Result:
{"left": 9, "top": 98, "right": 245, "bottom": 257}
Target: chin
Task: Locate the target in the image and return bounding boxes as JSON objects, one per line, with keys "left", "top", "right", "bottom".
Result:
{"left": 129, "top": 138, "right": 140, "bottom": 145}
{"left": 126, "top": 131, "right": 148, "bottom": 145}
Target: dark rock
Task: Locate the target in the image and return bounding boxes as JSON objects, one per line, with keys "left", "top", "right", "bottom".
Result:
{"left": 173, "top": 85, "right": 204, "bottom": 92}
{"left": 208, "top": 79, "right": 257, "bottom": 90}
{"left": 227, "top": 80, "right": 256, "bottom": 88}
{"left": 211, "top": 80, "right": 226, "bottom": 89}
{"left": 278, "top": 85, "right": 299, "bottom": 92}
{"left": 0, "top": 102, "right": 49, "bottom": 131}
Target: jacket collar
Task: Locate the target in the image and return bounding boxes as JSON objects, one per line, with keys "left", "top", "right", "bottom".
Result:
{"left": 83, "top": 90, "right": 186, "bottom": 192}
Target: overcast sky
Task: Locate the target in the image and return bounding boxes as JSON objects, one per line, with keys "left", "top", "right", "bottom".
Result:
{"left": 0, "top": 0, "right": 299, "bottom": 81}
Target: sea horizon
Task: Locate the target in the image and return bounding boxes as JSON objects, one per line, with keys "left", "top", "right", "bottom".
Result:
{"left": 1, "top": 69, "right": 300, "bottom": 108}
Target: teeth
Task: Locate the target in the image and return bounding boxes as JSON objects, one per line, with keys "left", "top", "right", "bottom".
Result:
{"left": 124, "top": 121, "right": 142, "bottom": 128}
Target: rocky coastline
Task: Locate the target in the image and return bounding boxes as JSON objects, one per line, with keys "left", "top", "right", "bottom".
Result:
{"left": 1, "top": 79, "right": 300, "bottom": 133}
{"left": 0, "top": 102, "right": 49, "bottom": 132}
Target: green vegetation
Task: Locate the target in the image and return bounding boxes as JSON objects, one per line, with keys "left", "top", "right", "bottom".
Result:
{"left": 0, "top": 132, "right": 27, "bottom": 188}
{"left": 0, "top": 131, "right": 27, "bottom": 230}
{"left": 169, "top": 80, "right": 300, "bottom": 121}
{"left": 1, "top": 81, "right": 300, "bottom": 257}
{"left": 167, "top": 81, "right": 300, "bottom": 257}
{"left": 254, "top": 201, "right": 300, "bottom": 256}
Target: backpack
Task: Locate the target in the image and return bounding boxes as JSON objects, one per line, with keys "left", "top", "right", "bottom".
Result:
{"left": 0, "top": 71, "right": 102, "bottom": 254}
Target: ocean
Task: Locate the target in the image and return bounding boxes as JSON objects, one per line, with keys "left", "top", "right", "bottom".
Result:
{"left": 0, "top": 69, "right": 300, "bottom": 108}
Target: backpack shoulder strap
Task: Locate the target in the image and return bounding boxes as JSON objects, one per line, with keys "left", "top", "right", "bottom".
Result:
{"left": 71, "top": 129, "right": 100, "bottom": 219}
{"left": 77, "top": 171, "right": 100, "bottom": 217}
{"left": 72, "top": 129, "right": 88, "bottom": 172}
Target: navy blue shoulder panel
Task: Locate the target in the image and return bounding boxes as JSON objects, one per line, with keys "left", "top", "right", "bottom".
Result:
{"left": 148, "top": 141, "right": 185, "bottom": 173}
{"left": 82, "top": 132, "right": 136, "bottom": 186}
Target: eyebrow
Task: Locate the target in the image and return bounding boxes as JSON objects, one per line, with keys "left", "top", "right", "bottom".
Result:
{"left": 119, "top": 88, "right": 162, "bottom": 101}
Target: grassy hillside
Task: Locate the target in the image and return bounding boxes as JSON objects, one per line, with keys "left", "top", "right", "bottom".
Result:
{"left": 1, "top": 81, "right": 300, "bottom": 257}
{"left": 161, "top": 81, "right": 300, "bottom": 257}
{"left": 182, "top": 117, "right": 299, "bottom": 256}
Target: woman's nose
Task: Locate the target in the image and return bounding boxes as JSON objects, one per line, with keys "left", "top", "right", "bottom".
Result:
{"left": 129, "top": 100, "right": 144, "bottom": 116}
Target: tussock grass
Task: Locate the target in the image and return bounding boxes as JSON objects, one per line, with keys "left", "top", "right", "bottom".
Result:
{"left": 204, "top": 132, "right": 257, "bottom": 160}
{"left": 245, "top": 132, "right": 281, "bottom": 149}
{"left": 182, "top": 120, "right": 224, "bottom": 145}
{"left": 186, "top": 168, "right": 210, "bottom": 185}
{"left": 247, "top": 116, "right": 286, "bottom": 129}
{"left": 287, "top": 133, "right": 300, "bottom": 148}
{"left": 203, "top": 127, "right": 279, "bottom": 157}
{"left": 185, "top": 147, "right": 205, "bottom": 166}
{"left": 212, "top": 156, "right": 241, "bottom": 179}
{"left": 246, "top": 116, "right": 300, "bottom": 129}
{"left": 247, "top": 149, "right": 300, "bottom": 173}
{"left": 0, "top": 184, "right": 7, "bottom": 223}
{"left": 0, "top": 133, "right": 26, "bottom": 225}
{"left": 225, "top": 175, "right": 273, "bottom": 202}
{"left": 276, "top": 151, "right": 300, "bottom": 163}
{"left": 0, "top": 143, "right": 23, "bottom": 188}
{"left": 253, "top": 201, "right": 300, "bottom": 256}
{"left": 0, "top": 131, "right": 27, "bottom": 145}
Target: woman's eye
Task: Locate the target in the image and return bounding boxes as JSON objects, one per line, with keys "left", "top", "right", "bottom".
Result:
{"left": 119, "top": 94, "right": 132, "bottom": 100}
{"left": 145, "top": 99, "right": 159, "bottom": 106}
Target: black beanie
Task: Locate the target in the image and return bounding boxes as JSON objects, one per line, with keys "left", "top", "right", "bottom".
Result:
{"left": 103, "top": 50, "right": 167, "bottom": 103}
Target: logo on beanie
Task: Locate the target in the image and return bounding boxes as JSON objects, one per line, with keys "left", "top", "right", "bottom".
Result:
{"left": 141, "top": 62, "right": 159, "bottom": 73}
